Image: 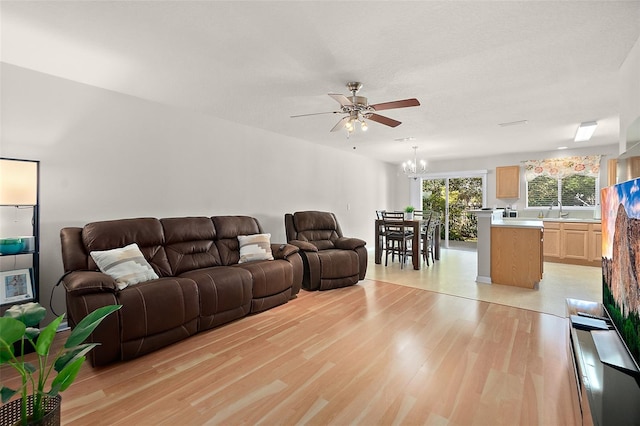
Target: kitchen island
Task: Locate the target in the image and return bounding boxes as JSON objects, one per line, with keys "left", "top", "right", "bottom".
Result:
{"left": 491, "top": 218, "right": 544, "bottom": 288}
{"left": 472, "top": 210, "right": 544, "bottom": 288}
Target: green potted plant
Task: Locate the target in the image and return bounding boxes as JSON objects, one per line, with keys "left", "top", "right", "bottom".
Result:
{"left": 0, "top": 302, "right": 121, "bottom": 425}
{"left": 404, "top": 206, "right": 415, "bottom": 220}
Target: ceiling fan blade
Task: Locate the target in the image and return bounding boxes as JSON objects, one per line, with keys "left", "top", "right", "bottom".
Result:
{"left": 328, "top": 93, "right": 353, "bottom": 107}
{"left": 330, "top": 116, "right": 350, "bottom": 132}
{"left": 370, "top": 98, "right": 420, "bottom": 111}
{"left": 290, "top": 111, "right": 341, "bottom": 118}
{"left": 367, "top": 113, "right": 401, "bottom": 128}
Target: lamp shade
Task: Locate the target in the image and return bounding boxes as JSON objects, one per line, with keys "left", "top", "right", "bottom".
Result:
{"left": 0, "top": 159, "right": 38, "bottom": 206}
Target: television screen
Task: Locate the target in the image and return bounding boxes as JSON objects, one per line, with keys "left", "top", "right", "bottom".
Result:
{"left": 601, "top": 178, "right": 640, "bottom": 369}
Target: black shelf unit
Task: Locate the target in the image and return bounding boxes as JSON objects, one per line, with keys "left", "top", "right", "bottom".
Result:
{"left": 0, "top": 158, "right": 40, "bottom": 313}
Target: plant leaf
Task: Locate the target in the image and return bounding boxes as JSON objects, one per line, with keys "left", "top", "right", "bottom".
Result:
{"left": 0, "top": 344, "right": 14, "bottom": 364}
{"left": 0, "top": 386, "right": 17, "bottom": 404}
{"left": 54, "top": 343, "right": 99, "bottom": 372}
{"left": 65, "top": 305, "right": 121, "bottom": 349}
{"left": 35, "top": 315, "right": 64, "bottom": 357}
{"left": 0, "top": 317, "right": 26, "bottom": 346}
{"left": 50, "top": 356, "right": 84, "bottom": 394}
{"left": 3, "top": 302, "right": 46, "bottom": 326}
{"left": 24, "top": 361, "right": 36, "bottom": 374}
{"left": 0, "top": 317, "right": 25, "bottom": 363}
{"left": 25, "top": 327, "right": 40, "bottom": 340}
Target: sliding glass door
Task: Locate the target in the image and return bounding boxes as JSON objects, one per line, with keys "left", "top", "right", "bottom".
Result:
{"left": 422, "top": 174, "right": 485, "bottom": 248}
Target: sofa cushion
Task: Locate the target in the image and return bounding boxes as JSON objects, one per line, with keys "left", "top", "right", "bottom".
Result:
{"left": 179, "top": 266, "right": 252, "bottom": 330}
{"left": 292, "top": 211, "right": 340, "bottom": 243}
{"left": 161, "top": 217, "right": 222, "bottom": 275}
{"left": 317, "top": 249, "right": 359, "bottom": 279}
{"left": 117, "top": 277, "right": 200, "bottom": 358}
{"left": 82, "top": 218, "right": 172, "bottom": 276}
{"left": 212, "top": 216, "right": 263, "bottom": 265}
{"left": 235, "top": 259, "right": 292, "bottom": 298}
{"left": 90, "top": 243, "right": 159, "bottom": 290}
{"left": 235, "top": 260, "right": 292, "bottom": 313}
{"left": 238, "top": 233, "right": 274, "bottom": 263}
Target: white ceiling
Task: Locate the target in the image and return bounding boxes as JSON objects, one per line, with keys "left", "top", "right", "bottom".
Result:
{"left": 2, "top": 1, "right": 639, "bottom": 165}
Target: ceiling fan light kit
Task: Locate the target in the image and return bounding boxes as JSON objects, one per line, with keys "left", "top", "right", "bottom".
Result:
{"left": 292, "top": 82, "right": 420, "bottom": 135}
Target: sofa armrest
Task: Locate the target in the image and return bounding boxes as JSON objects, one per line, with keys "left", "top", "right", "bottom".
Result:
{"left": 271, "top": 243, "right": 300, "bottom": 259}
{"left": 288, "top": 240, "right": 318, "bottom": 252}
{"left": 63, "top": 271, "right": 118, "bottom": 296}
{"left": 335, "top": 237, "right": 366, "bottom": 250}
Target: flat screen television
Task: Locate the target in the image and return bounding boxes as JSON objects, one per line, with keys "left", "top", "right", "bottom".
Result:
{"left": 601, "top": 177, "right": 640, "bottom": 371}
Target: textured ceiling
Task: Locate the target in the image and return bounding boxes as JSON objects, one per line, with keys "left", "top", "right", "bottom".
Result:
{"left": 2, "top": 1, "right": 639, "bottom": 165}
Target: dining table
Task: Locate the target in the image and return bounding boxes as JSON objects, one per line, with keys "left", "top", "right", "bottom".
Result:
{"left": 374, "top": 218, "right": 441, "bottom": 270}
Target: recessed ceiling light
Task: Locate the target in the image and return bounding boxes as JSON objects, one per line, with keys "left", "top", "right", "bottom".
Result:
{"left": 498, "top": 120, "right": 528, "bottom": 127}
{"left": 558, "top": 146, "right": 568, "bottom": 150}
{"left": 394, "top": 137, "right": 416, "bottom": 142}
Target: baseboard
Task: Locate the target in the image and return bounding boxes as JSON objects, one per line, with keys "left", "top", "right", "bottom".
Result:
{"left": 476, "top": 275, "right": 492, "bottom": 284}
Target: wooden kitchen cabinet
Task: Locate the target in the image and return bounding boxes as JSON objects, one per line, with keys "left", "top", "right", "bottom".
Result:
{"left": 496, "top": 165, "right": 520, "bottom": 199}
{"left": 542, "top": 222, "right": 561, "bottom": 258}
{"left": 491, "top": 225, "right": 543, "bottom": 288}
{"left": 543, "top": 220, "right": 601, "bottom": 267}
{"left": 562, "top": 222, "right": 589, "bottom": 261}
{"left": 589, "top": 223, "right": 602, "bottom": 261}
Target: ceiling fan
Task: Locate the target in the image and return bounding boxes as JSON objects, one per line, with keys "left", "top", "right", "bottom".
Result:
{"left": 291, "top": 82, "right": 420, "bottom": 133}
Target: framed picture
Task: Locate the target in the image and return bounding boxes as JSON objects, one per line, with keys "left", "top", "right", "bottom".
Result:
{"left": 0, "top": 268, "right": 34, "bottom": 305}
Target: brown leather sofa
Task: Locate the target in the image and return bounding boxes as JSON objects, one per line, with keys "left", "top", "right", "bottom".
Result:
{"left": 284, "top": 211, "right": 367, "bottom": 290}
{"left": 60, "top": 215, "right": 303, "bottom": 366}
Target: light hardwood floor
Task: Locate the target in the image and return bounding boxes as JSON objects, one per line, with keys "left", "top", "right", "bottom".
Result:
{"left": 367, "top": 246, "right": 601, "bottom": 318}
{"left": 2, "top": 248, "right": 599, "bottom": 425}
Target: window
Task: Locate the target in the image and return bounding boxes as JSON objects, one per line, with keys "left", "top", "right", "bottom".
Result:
{"left": 524, "top": 155, "right": 601, "bottom": 209}
{"left": 527, "top": 175, "right": 597, "bottom": 208}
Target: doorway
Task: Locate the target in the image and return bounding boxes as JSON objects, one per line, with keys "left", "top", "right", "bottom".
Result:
{"left": 422, "top": 174, "right": 485, "bottom": 249}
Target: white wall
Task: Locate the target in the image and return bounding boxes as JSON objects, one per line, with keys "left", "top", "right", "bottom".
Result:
{"left": 619, "top": 36, "right": 640, "bottom": 153}
{"left": 1, "top": 63, "right": 393, "bottom": 318}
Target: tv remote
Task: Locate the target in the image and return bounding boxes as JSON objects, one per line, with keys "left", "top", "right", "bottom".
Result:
{"left": 577, "top": 311, "right": 610, "bottom": 322}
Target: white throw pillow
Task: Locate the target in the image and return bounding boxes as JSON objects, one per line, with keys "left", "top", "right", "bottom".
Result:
{"left": 90, "top": 243, "right": 159, "bottom": 290}
{"left": 238, "top": 233, "right": 274, "bottom": 263}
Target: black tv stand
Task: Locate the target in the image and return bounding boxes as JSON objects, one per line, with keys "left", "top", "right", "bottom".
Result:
{"left": 566, "top": 299, "right": 640, "bottom": 425}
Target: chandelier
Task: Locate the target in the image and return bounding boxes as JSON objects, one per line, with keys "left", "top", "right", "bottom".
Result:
{"left": 402, "top": 146, "right": 426, "bottom": 176}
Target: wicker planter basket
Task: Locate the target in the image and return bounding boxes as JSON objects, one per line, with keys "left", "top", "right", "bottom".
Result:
{"left": 0, "top": 395, "right": 61, "bottom": 426}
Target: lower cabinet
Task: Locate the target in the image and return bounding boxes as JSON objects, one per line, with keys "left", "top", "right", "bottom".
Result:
{"left": 543, "top": 221, "right": 601, "bottom": 267}
{"left": 589, "top": 223, "right": 602, "bottom": 261}
{"left": 542, "top": 222, "right": 561, "bottom": 258}
{"left": 491, "top": 226, "right": 543, "bottom": 288}
{"left": 563, "top": 223, "right": 590, "bottom": 261}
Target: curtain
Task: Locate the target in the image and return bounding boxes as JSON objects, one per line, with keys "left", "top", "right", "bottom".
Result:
{"left": 523, "top": 155, "right": 601, "bottom": 181}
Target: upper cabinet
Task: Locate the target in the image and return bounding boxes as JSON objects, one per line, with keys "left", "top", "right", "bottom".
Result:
{"left": 496, "top": 165, "right": 520, "bottom": 199}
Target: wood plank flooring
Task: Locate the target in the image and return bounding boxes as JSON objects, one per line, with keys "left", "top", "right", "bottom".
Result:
{"left": 2, "top": 279, "right": 578, "bottom": 425}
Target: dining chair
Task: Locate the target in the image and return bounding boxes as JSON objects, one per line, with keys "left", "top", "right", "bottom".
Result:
{"left": 381, "top": 211, "right": 413, "bottom": 268}
{"left": 422, "top": 215, "right": 440, "bottom": 266}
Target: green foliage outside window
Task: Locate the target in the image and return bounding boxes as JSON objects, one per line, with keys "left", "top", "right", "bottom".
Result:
{"left": 527, "top": 176, "right": 557, "bottom": 207}
{"left": 422, "top": 177, "right": 483, "bottom": 241}
{"left": 562, "top": 175, "right": 596, "bottom": 206}
{"left": 527, "top": 174, "right": 597, "bottom": 207}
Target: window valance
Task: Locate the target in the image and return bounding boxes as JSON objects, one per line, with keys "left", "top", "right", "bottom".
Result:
{"left": 523, "top": 155, "right": 601, "bottom": 181}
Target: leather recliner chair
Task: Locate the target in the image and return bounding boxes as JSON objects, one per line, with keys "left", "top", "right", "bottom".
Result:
{"left": 284, "top": 211, "right": 367, "bottom": 290}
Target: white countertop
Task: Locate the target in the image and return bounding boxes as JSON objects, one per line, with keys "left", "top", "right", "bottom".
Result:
{"left": 540, "top": 218, "right": 601, "bottom": 223}
{"left": 491, "top": 218, "right": 544, "bottom": 229}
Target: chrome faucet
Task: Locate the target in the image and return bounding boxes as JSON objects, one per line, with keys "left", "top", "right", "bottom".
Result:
{"left": 549, "top": 200, "right": 568, "bottom": 218}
